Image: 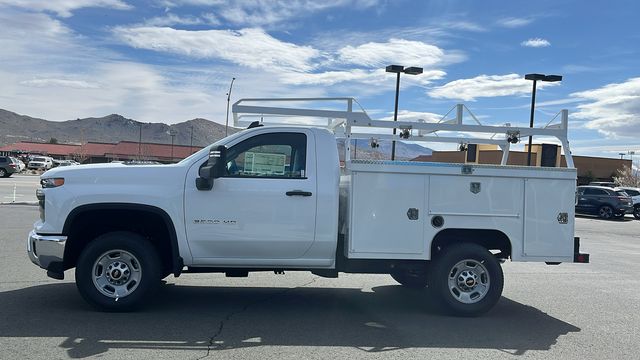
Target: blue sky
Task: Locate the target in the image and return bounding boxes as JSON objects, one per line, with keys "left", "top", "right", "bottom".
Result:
{"left": 0, "top": 0, "right": 639, "bottom": 161}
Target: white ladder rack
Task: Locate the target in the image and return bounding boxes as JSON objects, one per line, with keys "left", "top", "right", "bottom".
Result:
{"left": 232, "top": 97, "right": 574, "bottom": 168}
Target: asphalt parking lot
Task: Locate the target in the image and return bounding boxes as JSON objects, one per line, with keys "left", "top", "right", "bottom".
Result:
{"left": 0, "top": 174, "right": 40, "bottom": 204}
{"left": 1, "top": 205, "right": 639, "bottom": 359}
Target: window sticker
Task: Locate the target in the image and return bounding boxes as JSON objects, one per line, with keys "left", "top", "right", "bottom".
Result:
{"left": 244, "top": 152, "right": 286, "bottom": 175}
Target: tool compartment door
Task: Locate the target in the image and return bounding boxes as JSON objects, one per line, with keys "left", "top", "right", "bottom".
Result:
{"left": 523, "top": 178, "right": 575, "bottom": 259}
{"left": 348, "top": 171, "right": 426, "bottom": 259}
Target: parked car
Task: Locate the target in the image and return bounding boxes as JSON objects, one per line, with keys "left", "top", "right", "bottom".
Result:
{"left": 53, "top": 160, "right": 80, "bottom": 167}
{"left": 10, "top": 157, "right": 25, "bottom": 172}
{"left": 588, "top": 181, "right": 616, "bottom": 188}
{"left": 618, "top": 187, "right": 640, "bottom": 219}
{"left": 0, "top": 156, "right": 18, "bottom": 177}
{"left": 575, "top": 185, "right": 633, "bottom": 219}
{"left": 28, "top": 156, "right": 54, "bottom": 170}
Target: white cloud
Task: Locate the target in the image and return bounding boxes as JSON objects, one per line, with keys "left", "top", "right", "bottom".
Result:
{"left": 143, "top": 13, "right": 215, "bottom": 26}
{"left": 0, "top": 11, "right": 328, "bottom": 124}
{"left": 113, "top": 27, "right": 320, "bottom": 72}
{"left": 439, "top": 21, "right": 486, "bottom": 32}
{"left": 158, "top": 0, "right": 381, "bottom": 27}
{"left": 428, "top": 74, "right": 560, "bottom": 101}
{"left": 521, "top": 38, "right": 551, "bottom": 48}
{"left": 20, "top": 79, "right": 100, "bottom": 89}
{"left": 497, "top": 17, "right": 533, "bottom": 28}
{"left": 380, "top": 110, "right": 443, "bottom": 123}
{"left": 571, "top": 77, "right": 640, "bottom": 138}
{"left": 281, "top": 68, "right": 446, "bottom": 87}
{"left": 338, "top": 39, "right": 447, "bottom": 68}
{"left": 0, "top": 0, "right": 131, "bottom": 17}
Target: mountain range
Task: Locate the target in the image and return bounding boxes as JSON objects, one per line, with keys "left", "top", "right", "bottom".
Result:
{"left": 0, "top": 109, "right": 431, "bottom": 160}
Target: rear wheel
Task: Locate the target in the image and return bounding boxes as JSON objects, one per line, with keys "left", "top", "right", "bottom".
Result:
{"left": 430, "top": 243, "right": 503, "bottom": 316}
{"left": 634, "top": 205, "right": 640, "bottom": 220}
{"left": 75, "top": 231, "right": 161, "bottom": 311}
{"left": 598, "top": 205, "right": 614, "bottom": 220}
{"left": 0, "top": 168, "right": 6, "bottom": 177}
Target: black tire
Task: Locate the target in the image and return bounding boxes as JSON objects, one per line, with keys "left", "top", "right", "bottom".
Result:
{"left": 0, "top": 168, "right": 6, "bottom": 177}
{"left": 390, "top": 266, "right": 430, "bottom": 288}
{"left": 634, "top": 205, "right": 640, "bottom": 220}
{"left": 429, "top": 243, "right": 503, "bottom": 317}
{"left": 598, "top": 205, "right": 614, "bottom": 220}
{"left": 75, "top": 231, "right": 161, "bottom": 312}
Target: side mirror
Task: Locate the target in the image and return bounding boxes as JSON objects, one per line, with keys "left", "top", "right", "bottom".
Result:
{"left": 195, "top": 145, "right": 227, "bottom": 191}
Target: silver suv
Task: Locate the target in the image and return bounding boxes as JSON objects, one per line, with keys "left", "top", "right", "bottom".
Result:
{"left": 617, "top": 187, "right": 640, "bottom": 219}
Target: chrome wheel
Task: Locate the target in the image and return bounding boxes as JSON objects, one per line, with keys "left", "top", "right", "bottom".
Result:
{"left": 447, "top": 259, "right": 490, "bottom": 304}
{"left": 92, "top": 250, "right": 142, "bottom": 299}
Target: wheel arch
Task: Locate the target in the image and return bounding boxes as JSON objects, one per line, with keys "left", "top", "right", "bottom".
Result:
{"left": 430, "top": 228, "right": 512, "bottom": 260}
{"left": 62, "top": 203, "right": 183, "bottom": 276}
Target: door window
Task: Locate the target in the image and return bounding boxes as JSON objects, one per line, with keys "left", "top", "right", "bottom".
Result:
{"left": 584, "top": 188, "right": 608, "bottom": 196}
{"left": 223, "top": 133, "right": 307, "bottom": 179}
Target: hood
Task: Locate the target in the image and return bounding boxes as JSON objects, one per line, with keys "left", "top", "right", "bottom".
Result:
{"left": 41, "top": 162, "right": 188, "bottom": 186}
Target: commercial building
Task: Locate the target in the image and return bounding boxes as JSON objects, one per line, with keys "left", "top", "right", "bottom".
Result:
{"left": 412, "top": 144, "right": 631, "bottom": 185}
{"left": 0, "top": 141, "right": 202, "bottom": 164}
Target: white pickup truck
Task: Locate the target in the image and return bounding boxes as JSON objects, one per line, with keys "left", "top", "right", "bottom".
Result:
{"left": 27, "top": 98, "right": 589, "bottom": 316}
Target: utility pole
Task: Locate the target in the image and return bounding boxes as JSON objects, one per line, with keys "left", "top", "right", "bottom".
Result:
{"left": 225, "top": 77, "right": 236, "bottom": 137}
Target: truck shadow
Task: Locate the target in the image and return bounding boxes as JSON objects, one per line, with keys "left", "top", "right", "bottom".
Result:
{"left": 0, "top": 282, "right": 580, "bottom": 358}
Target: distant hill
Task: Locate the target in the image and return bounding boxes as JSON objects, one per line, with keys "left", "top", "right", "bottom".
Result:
{"left": 0, "top": 109, "right": 432, "bottom": 160}
{"left": 0, "top": 109, "right": 237, "bottom": 148}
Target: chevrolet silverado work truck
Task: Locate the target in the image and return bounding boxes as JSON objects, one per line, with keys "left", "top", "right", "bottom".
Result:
{"left": 27, "top": 98, "right": 589, "bottom": 316}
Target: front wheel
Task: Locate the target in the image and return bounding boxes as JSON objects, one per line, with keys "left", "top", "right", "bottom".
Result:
{"left": 75, "top": 231, "right": 161, "bottom": 311}
{"left": 430, "top": 244, "right": 503, "bottom": 316}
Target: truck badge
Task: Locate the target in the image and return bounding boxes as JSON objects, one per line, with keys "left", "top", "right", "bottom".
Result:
{"left": 470, "top": 182, "right": 481, "bottom": 194}
{"left": 557, "top": 212, "right": 568, "bottom": 224}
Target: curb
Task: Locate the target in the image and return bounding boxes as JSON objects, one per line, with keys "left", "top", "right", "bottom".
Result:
{"left": 0, "top": 201, "right": 39, "bottom": 206}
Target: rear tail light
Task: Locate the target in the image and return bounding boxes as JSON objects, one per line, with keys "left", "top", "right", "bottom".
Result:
{"left": 9, "top": 164, "right": 16, "bottom": 168}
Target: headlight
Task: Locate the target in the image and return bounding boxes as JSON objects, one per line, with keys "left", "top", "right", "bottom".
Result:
{"left": 41, "top": 178, "right": 65, "bottom": 188}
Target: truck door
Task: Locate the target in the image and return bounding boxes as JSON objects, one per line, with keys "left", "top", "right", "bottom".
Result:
{"left": 184, "top": 130, "right": 317, "bottom": 263}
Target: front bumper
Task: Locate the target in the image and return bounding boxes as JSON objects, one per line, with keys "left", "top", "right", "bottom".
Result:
{"left": 620, "top": 205, "right": 634, "bottom": 214}
{"left": 27, "top": 230, "right": 67, "bottom": 279}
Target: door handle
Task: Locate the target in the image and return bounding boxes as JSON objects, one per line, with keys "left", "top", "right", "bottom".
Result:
{"left": 286, "top": 190, "right": 312, "bottom": 197}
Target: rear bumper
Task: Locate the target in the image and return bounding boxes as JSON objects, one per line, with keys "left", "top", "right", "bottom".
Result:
{"left": 573, "top": 237, "right": 590, "bottom": 263}
{"left": 27, "top": 230, "right": 67, "bottom": 278}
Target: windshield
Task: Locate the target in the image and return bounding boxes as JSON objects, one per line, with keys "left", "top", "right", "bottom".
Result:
{"left": 178, "top": 130, "right": 248, "bottom": 165}
{"left": 616, "top": 191, "right": 629, "bottom": 197}
{"left": 32, "top": 157, "right": 46, "bottom": 162}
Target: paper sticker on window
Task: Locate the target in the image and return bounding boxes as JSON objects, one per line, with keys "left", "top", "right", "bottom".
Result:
{"left": 244, "top": 152, "right": 286, "bottom": 175}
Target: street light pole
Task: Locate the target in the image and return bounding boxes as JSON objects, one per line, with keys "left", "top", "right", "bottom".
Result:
{"left": 386, "top": 65, "right": 423, "bottom": 160}
{"left": 138, "top": 123, "right": 142, "bottom": 157}
{"left": 168, "top": 130, "right": 177, "bottom": 162}
{"left": 391, "top": 71, "right": 401, "bottom": 160}
{"left": 526, "top": 79, "right": 538, "bottom": 166}
{"left": 190, "top": 125, "right": 194, "bottom": 154}
{"left": 524, "top": 73, "right": 563, "bottom": 166}
{"left": 225, "top": 77, "right": 236, "bottom": 137}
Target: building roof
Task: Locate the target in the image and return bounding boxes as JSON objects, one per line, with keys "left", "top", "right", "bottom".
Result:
{"left": 0, "top": 141, "right": 80, "bottom": 155}
{"left": 0, "top": 140, "right": 201, "bottom": 162}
